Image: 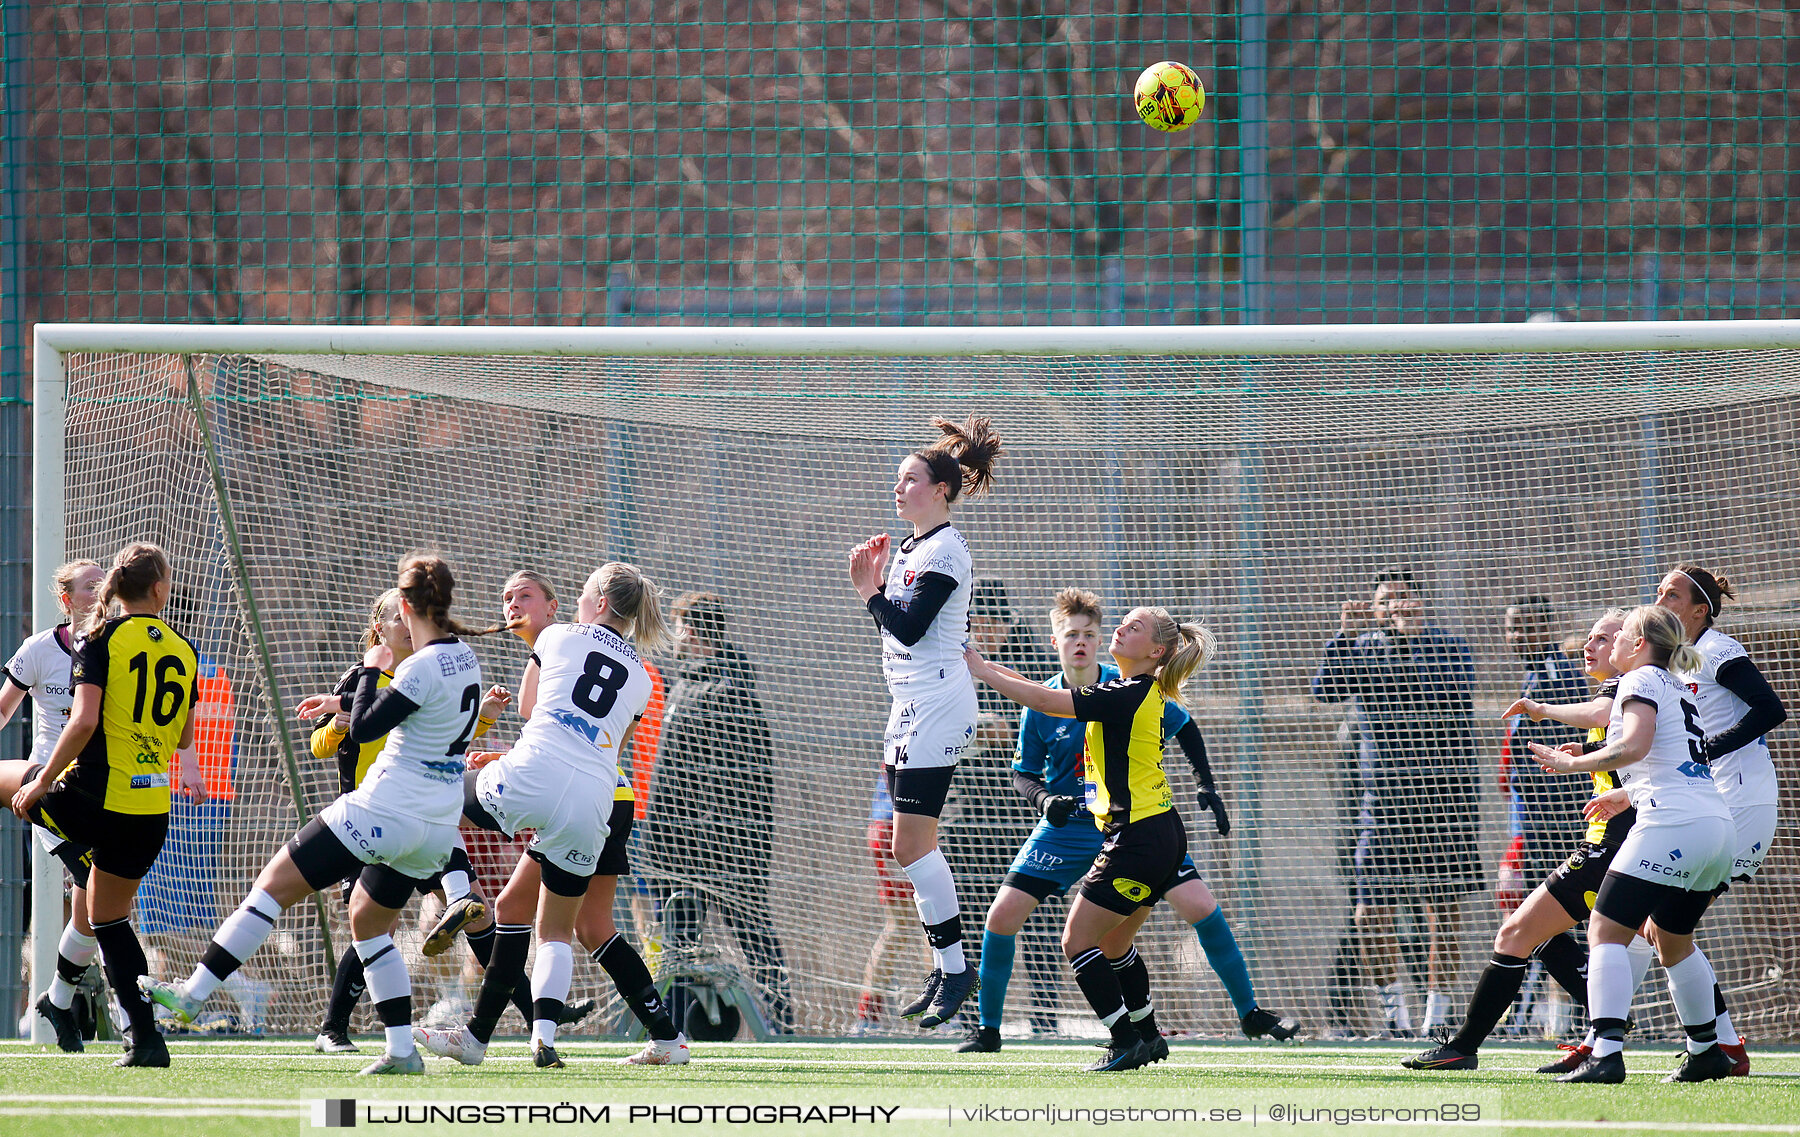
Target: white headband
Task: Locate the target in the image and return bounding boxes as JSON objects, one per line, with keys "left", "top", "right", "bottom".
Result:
{"left": 1678, "top": 569, "right": 1719, "bottom": 618}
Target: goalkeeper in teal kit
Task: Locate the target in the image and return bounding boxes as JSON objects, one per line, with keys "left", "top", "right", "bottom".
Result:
{"left": 954, "top": 588, "right": 1300, "bottom": 1053}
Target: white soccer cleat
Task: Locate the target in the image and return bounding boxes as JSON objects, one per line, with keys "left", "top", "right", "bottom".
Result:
{"left": 136, "top": 976, "right": 203, "bottom": 1024}
{"left": 360, "top": 1048, "right": 426, "bottom": 1076}
{"left": 412, "top": 1024, "right": 487, "bottom": 1066}
{"left": 620, "top": 1033, "right": 690, "bottom": 1066}
{"left": 314, "top": 1030, "right": 360, "bottom": 1054}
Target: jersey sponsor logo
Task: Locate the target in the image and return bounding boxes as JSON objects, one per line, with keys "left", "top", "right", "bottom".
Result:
{"left": 419, "top": 758, "right": 463, "bottom": 783}
{"left": 944, "top": 723, "right": 974, "bottom": 758}
{"left": 146, "top": 625, "right": 162, "bottom": 642}
{"left": 903, "top": 570, "right": 916, "bottom": 586}
{"left": 128, "top": 772, "right": 170, "bottom": 790}
{"left": 438, "top": 653, "right": 459, "bottom": 676}
{"left": 1112, "top": 877, "right": 1152, "bottom": 903}
{"left": 547, "top": 706, "right": 617, "bottom": 751}
{"left": 1020, "top": 847, "right": 1066, "bottom": 869}
{"left": 1676, "top": 760, "right": 1713, "bottom": 780}
{"left": 564, "top": 848, "right": 596, "bottom": 866}
{"left": 1637, "top": 856, "right": 1690, "bottom": 879}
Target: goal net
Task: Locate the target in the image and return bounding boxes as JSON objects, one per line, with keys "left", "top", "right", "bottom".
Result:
{"left": 35, "top": 323, "right": 1800, "bottom": 1043}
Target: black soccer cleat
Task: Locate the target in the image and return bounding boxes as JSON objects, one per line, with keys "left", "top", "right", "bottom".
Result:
{"left": 533, "top": 1040, "right": 567, "bottom": 1069}
{"left": 115, "top": 1031, "right": 171, "bottom": 1068}
{"left": 1241, "top": 1007, "right": 1301, "bottom": 1042}
{"left": 1536, "top": 1044, "right": 1591, "bottom": 1074}
{"left": 1084, "top": 1037, "right": 1151, "bottom": 1073}
{"left": 1139, "top": 1030, "right": 1170, "bottom": 1066}
{"left": 1663, "top": 1044, "right": 1733, "bottom": 1083}
{"left": 899, "top": 970, "right": 943, "bottom": 1019}
{"left": 36, "top": 994, "right": 84, "bottom": 1054}
{"left": 558, "top": 998, "right": 597, "bottom": 1028}
{"left": 1402, "top": 1042, "right": 1477, "bottom": 1071}
{"left": 1557, "top": 1050, "right": 1626, "bottom": 1084}
{"left": 954, "top": 1024, "right": 1001, "bottom": 1053}
{"left": 918, "top": 968, "right": 978, "bottom": 1029}
{"left": 422, "top": 896, "right": 487, "bottom": 958}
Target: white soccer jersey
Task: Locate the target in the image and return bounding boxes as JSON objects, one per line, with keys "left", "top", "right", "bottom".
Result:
{"left": 878, "top": 522, "right": 973, "bottom": 696}
{"left": 1686, "top": 627, "right": 1780, "bottom": 810}
{"left": 2, "top": 626, "right": 77, "bottom": 761}
{"left": 515, "top": 621, "right": 652, "bottom": 772}
{"left": 352, "top": 638, "right": 483, "bottom": 822}
{"left": 1609, "top": 665, "right": 1732, "bottom": 825}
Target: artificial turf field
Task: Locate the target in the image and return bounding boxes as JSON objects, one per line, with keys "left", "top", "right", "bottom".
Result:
{"left": 0, "top": 1038, "right": 1795, "bottom": 1136}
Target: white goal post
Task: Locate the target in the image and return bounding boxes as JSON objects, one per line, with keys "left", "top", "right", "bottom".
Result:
{"left": 28, "top": 319, "right": 1800, "bottom": 1044}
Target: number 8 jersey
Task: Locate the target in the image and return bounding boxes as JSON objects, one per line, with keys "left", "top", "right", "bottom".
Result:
{"left": 1609, "top": 665, "right": 1732, "bottom": 824}
{"left": 518, "top": 622, "right": 653, "bottom": 773}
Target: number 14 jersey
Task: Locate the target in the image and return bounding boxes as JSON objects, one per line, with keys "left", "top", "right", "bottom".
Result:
{"left": 520, "top": 622, "right": 652, "bottom": 773}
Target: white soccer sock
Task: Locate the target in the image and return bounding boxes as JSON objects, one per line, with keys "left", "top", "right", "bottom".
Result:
{"left": 193, "top": 888, "right": 284, "bottom": 1001}
{"left": 1378, "top": 980, "right": 1412, "bottom": 1032}
{"left": 47, "top": 924, "right": 100, "bottom": 1010}
{"left": 440, "top": 870, "right": 472, "bottom": 904}
{"left": 1716, "top": 1007, "right": 1739, "bottom": 1048}
{"left": 1625, "top": 935, "right": 1656, "bottom": 996}
{"left": 1422, "top": 989, "right": 1449, "bottom": 1029}
{"left": 531, "top": 940, "right": 574, "bottom": 1048}
{"left": 901, "top": 849, "right": 966, "bottom": 974}
{"left": 1664, "top": 949, "right": 1718, "bottom": 1053}
{"left": 355, "top": 935, "right": 415, "bottom": 1058}
{"left": 1587, "top": 942, "right": 1632, "bottom": 1058}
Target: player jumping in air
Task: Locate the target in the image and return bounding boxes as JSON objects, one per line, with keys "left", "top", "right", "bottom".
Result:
{"left": 847, "top": 415, "right": 1003, "bottom": 1031}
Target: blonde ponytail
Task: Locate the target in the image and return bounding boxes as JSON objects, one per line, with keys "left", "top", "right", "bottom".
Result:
{"left": 1145, "top": 608, "right": 1216, "bottom": 706}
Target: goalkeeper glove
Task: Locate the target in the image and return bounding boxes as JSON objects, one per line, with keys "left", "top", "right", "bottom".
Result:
{"left": 1042, "top": 795, "right": 1079, "bottom": 828}
{"left": 1196, "top": 785, "right": 1230, "bottom": 835}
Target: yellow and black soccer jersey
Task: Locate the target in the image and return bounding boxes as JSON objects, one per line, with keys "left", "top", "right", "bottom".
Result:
{"left": 1583, "top": 676, "right": 1635, "bottom": 845}
{"left": 63, "top": 614, "right": 198, "bottom": 815}
{"left": 313, "top": 664, "right": 394, "bottom": 793}
{"left": 1070, "top": 673, "right": 1174, "bottom": 826}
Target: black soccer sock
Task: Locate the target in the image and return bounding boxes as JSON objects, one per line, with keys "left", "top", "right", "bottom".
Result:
{"left": 1108, "top": 947, "right": 1157, "bottom": 1039}
{"left": 1533, "top": 933, "right": 1588, "bottom": 1010}
{"left": 1714, "top": 982, "right": 1729, "bottom": 1018}
{"left": 92, "top": 917, "right": 156, "bottom": 1040}
{"left": 322, "top": 945, "right": 366, "bottom": 1034}
{"left": 593, "top": 934, "right": 679, "bottom": 1041}
{"left": 1071, "top": 947, "right": 1128, "bottom": 1033}
{"left": 461, "top": 921, "right": 530, "bottom": 1020}
{"left": 468, "top": 923, "right": 530, "bottom": 1045}
{"left": 1448, "top": 953, "right": 1529, "bottom": 1054}
{"left": 466, "top": 923, "right": 496, "bottom": 966}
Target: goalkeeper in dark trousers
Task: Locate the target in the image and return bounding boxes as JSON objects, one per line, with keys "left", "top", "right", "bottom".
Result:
{"left": 966, "top": 606, "right": 1298, "bottom": 1072}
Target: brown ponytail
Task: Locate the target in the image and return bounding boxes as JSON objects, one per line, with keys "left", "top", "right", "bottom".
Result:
{"left": 85, "top": 543, "right": 170, "bottom": 639}
{"left": 917, "top": 415, "right": 1004, "bottom": 502}
{"left": 1672, "top": 562, "right": 1735, "bottom": 626}
{"left": 396, "top": 553, "right": 503, "bottom": 639}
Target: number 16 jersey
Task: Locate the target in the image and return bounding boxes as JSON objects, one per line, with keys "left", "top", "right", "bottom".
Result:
{"left": 518, "top": 622, "right": 652, "bottom": 773}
